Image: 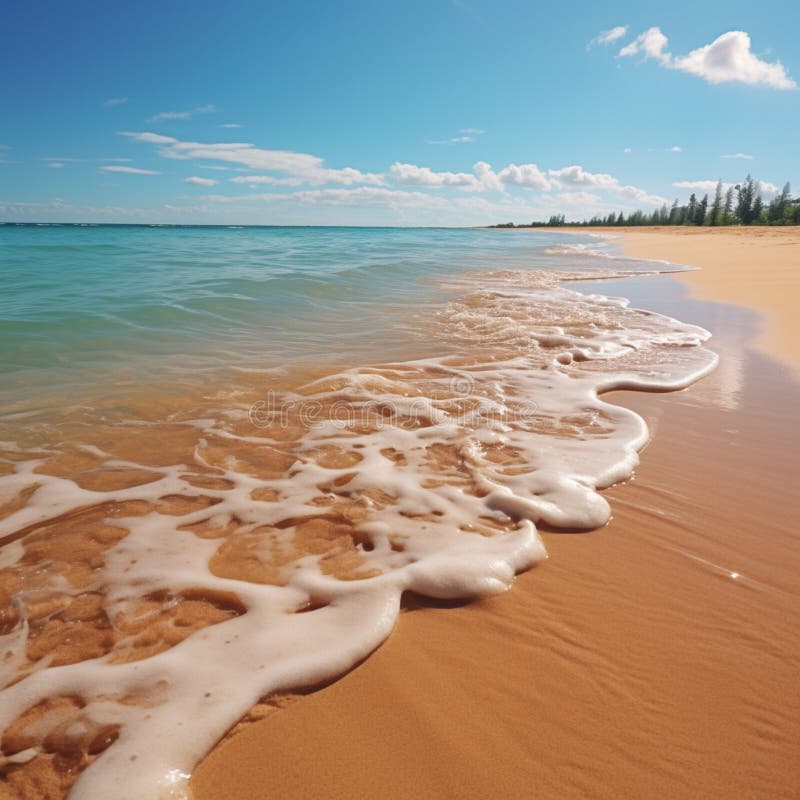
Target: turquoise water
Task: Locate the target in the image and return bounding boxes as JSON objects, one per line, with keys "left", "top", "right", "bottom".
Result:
{"left": 0, "top": 225, "right": 653, "bottom": 409}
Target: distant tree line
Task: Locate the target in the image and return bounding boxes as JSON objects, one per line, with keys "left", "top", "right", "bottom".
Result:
{"left": 491, "top": 176, "right": 800, "bottom": 228}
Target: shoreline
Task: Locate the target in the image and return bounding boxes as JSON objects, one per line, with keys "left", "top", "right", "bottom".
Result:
{"left": 2, "top": 228, "right": 798, "bottom": 799}
{"left": 562, "top": 226, "right": 800, "bottom": 376}
{"left": 191, "top": 229, "right": 800, "bottom": 800}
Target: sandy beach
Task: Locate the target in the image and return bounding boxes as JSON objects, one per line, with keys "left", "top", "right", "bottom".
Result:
{"left": 191, "top": 228, "right": 800, "bottom": 800}
{"left": 599, "top": 226, "right": 800, "bottom": 374}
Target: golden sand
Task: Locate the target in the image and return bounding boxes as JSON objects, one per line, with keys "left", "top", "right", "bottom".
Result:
{"left": 599, "top": 226, "right": 800, "bottom": 373}
{"left": 3, "top": 228, "right": 799, "bottom": 799}
{"left": 190, "top": 228, "right": 800, "bottom": 800}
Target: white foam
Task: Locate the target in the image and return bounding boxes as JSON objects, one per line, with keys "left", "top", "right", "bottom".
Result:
{"left": 0, "top": 268, "right": 716, "bottom": 798}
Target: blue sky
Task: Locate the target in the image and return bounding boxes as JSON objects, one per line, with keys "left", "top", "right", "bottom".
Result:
{"left": 1, "top": 0, "right": 798, "bottom": 224}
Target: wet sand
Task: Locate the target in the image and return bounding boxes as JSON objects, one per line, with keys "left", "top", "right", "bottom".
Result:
{"left": 192, "top": 232, "right": 800, "bottom": 800}
{"left": 598, "top": 226, "right": 800, "bottom": 374}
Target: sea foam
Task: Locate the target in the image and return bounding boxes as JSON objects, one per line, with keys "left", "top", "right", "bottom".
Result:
{"left": 0, "top": 268, "right": 716, "bottom": 798}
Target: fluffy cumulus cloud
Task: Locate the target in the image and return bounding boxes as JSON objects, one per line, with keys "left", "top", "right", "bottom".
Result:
{"left": 390, "top": 163, "right": 483, "bottom": 189}
{"left": 121, "top": 132, "right": 385, "bottom": 186}
{"left": 548, "top": 164, "right": 618, "bottom": 189}
{"left": 587, "top": 25, "right": 628, "bottom": 49}
{"left": 115, "top": 130, "right": 674, "bottom": 220}
{"left": 184, "top": 176, "right": 217, "bottom": 186}
{"left": 549, "top": 164, "right": 668, "bottom": 204}
{"left": 619, "top": 28, "right": 796, "bottom": 90}
{"left": 497, "top": 163, "right": 550, "bottom": 190}
{"left": 390, "top": 161, "right": 548, "bottom": 192}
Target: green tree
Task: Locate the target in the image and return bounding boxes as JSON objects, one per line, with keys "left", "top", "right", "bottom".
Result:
{"left": 668, "top": 199, "right": 679, "bottom": 225}
{"left": 686, "top": 193, "right": 698, "bottom": 225}
{"left": 736, "top": 175, "right": 757, "bottom": 224}
{"left": 708, "top": 180, "right": 724, "bottom": 226}
{"left": 722, "top": 187, "right": 734, "bottom": 224}
{"left": 695, "top": 194, "right": 709, "bottom": 225}
{"left": 768, "top": 182, "right": 791, "bottom": 224}
{"left": 753, "top": 193, "right": 764, "bottom": 223}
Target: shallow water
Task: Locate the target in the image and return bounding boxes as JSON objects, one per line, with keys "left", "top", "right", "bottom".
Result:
{"left": 0, "top": 226, "right": 716, "bottom": 799}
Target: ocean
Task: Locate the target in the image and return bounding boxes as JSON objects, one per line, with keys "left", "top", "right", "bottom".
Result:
{"left": 0, "top": 225, "right": 716, "bottom": 799}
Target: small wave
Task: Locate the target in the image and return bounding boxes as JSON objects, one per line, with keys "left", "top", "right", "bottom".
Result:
{"left": 0, "top": 267, "right": 716, "bottom": 798}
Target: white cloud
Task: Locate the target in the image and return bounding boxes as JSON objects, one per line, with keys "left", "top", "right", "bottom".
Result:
{"left": 666, "top": 146, "right": 682, "bottom": 152}
{"left": 721, "top": 152, "right": 753, "bottom": 160}
{"left": 207, "top": 187, "right": 450, "bottom": 209}
{"left": 390, "top": 162, "right": 483, "bottom": 189}
{"left": 473, "top": 161, "right": 504, "bottom": 191}
{"left": 148, "top": 104, "right": 218, "bottom": 122}
{"left": 429, "top": 136, "right": 474, "bottom": 144}
{"left": 121, "top": 132, "right": 178, "bottom": 144}
{"left": 104, "top": 97, "right": 128, "bottom": 107}
{"left": 544, "top": 191, "right": 603, "bottom": 206}
{"left": 496, "top": 163, "right": 551, "bottom": 190}
{"left": 100, "top": 165, "right": 160, "bottom": 175}
{"left": 588, "top": 25, "right": 628, "bottom": 49}
{"left": 390, "top": 161, "right": 547, "bottom": 191}
{"left": 47, "top": 162, "right": 65, "bottom": 168}
{"left": 674, "top": 180, "right": 732, "bottom": 193}
{"left": 389, "top": 160, "right": 662, "bottom": 204}
{"left": 548, "top": 165, "right": 619, "bottom": 189}
{"left": 184, "top": 176, "right": 218, "bottom": 186}
{"left": 619, "top": 27, "right": 670, "bottom": 62}
{"left": 230, "top": 175, "right": 303, "bottom": 186}
{"left": 616, "top": 184, "right": 670, "bottom": 205}
{"left": 619, "top": 28, "right": 796, "bottom": 90}
{"left": 672, "top": 179, "right": 778, "bottom": 195}
{"left": 549, "top": 164, "right": 667, "bottom": 205}
{"left": 428, "top": 128, "right": 485, "bottom": 144}
{"left": 624, "top": 147, "right": 632, "bottom": 154}
{"left": 220, "top": 123, "right": 242, "bottom": 128}
{"left": 121, "top": 132, "right": 385, "bottom": 186}
{"left": 293, "top": 188, "right": 448, "bottom": 207}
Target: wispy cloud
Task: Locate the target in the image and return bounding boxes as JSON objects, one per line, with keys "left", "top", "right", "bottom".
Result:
{"left": 220, "top": 123, "right": 242, "bottom": 128}
{"left": 47, "top": 162, "right": 65, "bottom": 168}
{"left": 428, "top": 128, "right": 486, "bottom": 144}
{"left": 230, "top": 175, "right": 302, "bottom": 186}
{"left": 721, "top": 152, "right": 753, "bottom": 160}
{"left": 673, "top": 179, "right": 779, "bottom": 194}
{"left": 41, "top": 156, "right": 133, "bottom": 164}
{"left": 666, "top": 146, "right": 682, "bottom": 152}
{"left": 619, "top": 28, "right": 796, "bottom": 90}
{"left": 184, "top": 176, "right": 217, "bottom": 186}
{"left": 120, "top": 132, "right": 385, "bottom": 186}
{"left": 100, "top": 165, "right": 160, "bottom": 175}
{"left": 148, "top": 104, "right": 217, "bottom": 122}
{"left": 587, "top": 25, "right": 628, "bottom": 50}
{"left": 104, "top": 97, "right": 128, "bottom": 107}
